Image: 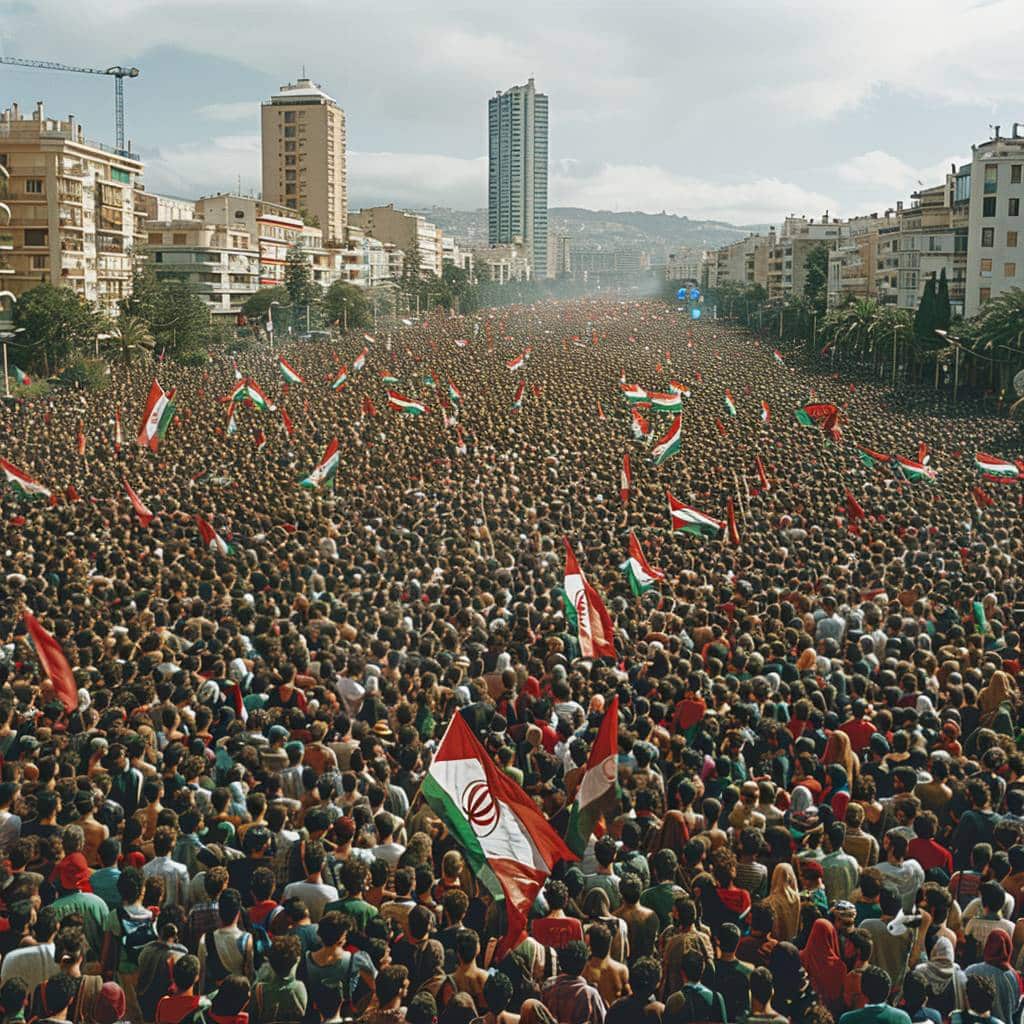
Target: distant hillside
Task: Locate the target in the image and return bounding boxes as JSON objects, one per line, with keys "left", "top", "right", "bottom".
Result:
{"left": 419, "top": 206, "right": 770, "bottom": 254}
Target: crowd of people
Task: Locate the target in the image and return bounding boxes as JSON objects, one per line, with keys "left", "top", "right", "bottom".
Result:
{"left": 0, "top": 296, "right": 1021, "bottom": 1024}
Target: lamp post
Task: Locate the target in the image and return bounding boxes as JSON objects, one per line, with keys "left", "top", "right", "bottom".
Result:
{"left": 1, "top": 326, "right": 26, "bottom": 399}
{"left": 935, "top": 329, "right": 961, "bottom": 403}
{"left": 268, "top": 300, "right": 281, "bottom": 349}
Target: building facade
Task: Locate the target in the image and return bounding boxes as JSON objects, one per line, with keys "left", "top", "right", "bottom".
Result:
{"left": 0, "top": 102, "right": 143, "bottom": 315}
{"left": 349, "top": 204, "right": 442, "bottom": 277}
{"left": 488, "top": 78, "right": 549, "bottom": 278}
{"left": 261, "top": 78, "right": 347, "bottom": 245}
{"left": 0, "top": 164, "right": 13, "bottom": 321}
{"left": 145, "top": 219, "right": 258, "bottom": 318}
{"left": 827, "top": 212, "right": 900, "bottom": 309}
{"left": 965, "top": 130, "right": 1024, "bottom": 317}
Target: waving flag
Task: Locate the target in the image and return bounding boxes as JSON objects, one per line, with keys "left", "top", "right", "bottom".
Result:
{"left": 225, "top": 379, "right": 275, "bottom": 411}
{"left": 1, "top": 458, "right": 51, "bottom": 501}
{"left": 281, "top": 407, "right": 294, "bottom": 438}
{"left": 300, "top": 438, "right": 340, "bottom": 490}
{"left": 12, "top": 366, "right": 30, "bottom": 386}
{"left": 447, "top": 380, "right": 463, "bottom": 405}
{"left": 724, "top": 390, "right": 737, "bottom": 417}
{"left": 422, "top": 713, "right": 576, "bottom": 958}
{"left": 761, "top": 401, "right": 771, "bottom": 423}
{"left": 387, "top": 391, "right": 427, "bottom": 415}
{"left": 619, "top": 533, "right": 663, "bottom": 596}
{"left": 975, "top": 453, "right": 1022, "bottom": 481}
{"left": 512, "top": 379, "right": 525, "bottom": 409}
{"left": 124, "top": 480, "right": 154, "bottom": 528}
{"left": 669, "top": 380, "right": 691, "bottom": 398}
{"left": 226, "top": 404, "right": 238, "bottom": 436}
{"left": 973, "top": 485, "right": 995, "bottom": 508}
{"left": 379, "top": 370, "right": 398, "bottom": 384}
{"left": 631, "top": 406, "right": 650, "bottom": 440}
{"left": 621, "top": 383, "right": 647, "bottom": 403}
{"left": 795, "top": 402, "right": 838, "bottom": 427}
{"left": 917, "top": 442, "right": 930, "bottom": 465}
{"left": 566, "top": 695, "right": 621, "bottom": 856}
{"left": 563, "top": 538, "right": 617, "bottom": 660}
{"left": 667, "top": 490, "right": 725, "bottom": 537}
{"left": 845, "top": 488, "right": 866, "bottom": 524}
{"left": 726, "top": 496, "right": 741, "bottom": 546}
{"left": 453, "top": 338, "right": 470, "bottom": 348}
{"left": 755, "top": 454, "right": 771, "bottom": 492}
{"left": 76, "top": 420, "right": 86, "bottom": 456}
{"left": 651, "top": 414, "right": 682, "bottom": 466}
{"left": 620, "top": 453, "right": 632, "bottom": 504}
{"left": 895, "top": 455, "right": 937, "bottom": 482}
{"left": 506, "top": 353, "right": 526, "bottom": 372}
{"left": 647, "top": 391, "right": 682, "bottom": 412}
{"left": 278, "top": 357, "right": 304, "bottom": 384}
{"left": 363, "top": 333, "right": 375, "bottom": 345}
{"left": 773, "top": 349, "right": 785, "bottom": 366}
{"left": 857, "top": 446, "right": 891, "bottom": 470}
{"left": 22, "top": 611, "right": 78, "bottom": 713}
{"left": 194, "top": 514, "right": 234, "bottom": 555}
{"left": 255, "top": 430, "right": 267, "bottom": 451}
{"left": 330, "top": 366, "right": 348, "bottom": 390}
{"left": 113, "top": 412, "right": 123, "bottom": 454}
{"left": 596, "top": 400, "right": 606, "bottom": 421}
{"left": 353, "top": 347, "right": 367, "bottom": 372}
{"left": 137, "top": 379, "right": 176, "bottom": 451}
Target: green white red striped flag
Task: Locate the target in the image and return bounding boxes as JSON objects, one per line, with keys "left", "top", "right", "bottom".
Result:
{"left": 669, "top": 380, "right": 691, "bottom": 398}
{"left": 621, "top": 383, "right": 647, "bottom": 403}
{"left": 300, "top": 438, "right": 340, "bottom": 490}
{"left": 564, "top": 538, "right": 617, "bottom": 659}
{"left": 895, "top": 455, "right": 937, "bottom": 482}
{"left": 647, "top": 391, "right": 682, "bottom": 412}
{"left": 12, "top": 366, "right": 30, "bottom": 386}
{"left": 506, "top": 353, "right": 526, "bottom": 372}
{"left": 0, "top": 457, "right": 51, "bottom": 501}
{"left": 620, "top": 453, "right": 631, "bottom": 504}
{"left": 761, "top": 401, "right": 770, "bottom": 423}
{"left": 194, "top": 514, "right": 234, "bottom": 555}
{"left": 331, "top": 366, "right": 348, "bottom": 390}
{"left": 225, "top": 379, "right": 274, "bottom": 411}
{"left": 667, "top": 489, "right": 725, "bottom": 537}
{"left": 651, "top": 414, "right": 682, "bottom": 466}
{"left": 620, "top": 532, "right": 663, "bottom": 596}
{"left": 724, "top": 389, "right": 737, "bottom": 416}
{"left": 975, "top": 452, "right": 1021, "bottom": 480}
{"left": 421, "top": 712, "right": 576, "bottom": 955}
{"left": 566, "top": 695, "right": 621, "bottom": 856}
{"left": 857, "top": 446, "right": 890, "bottom": 470}
{"left": 773, "top": 349, "right": 785, "bottom": 365}
{"left": 448, "top": 380, "right": 462, "bottom": 404}
{"left": 278, "top": 357, "right": 304, "bottom": 384}
{"left": 137, "top": 379, "right": 176, "bottom": 451}
{"left": 353, "top": 347, "right": 367, "bottom": 372}
{"left": 387, "top": 390, "right": 427, "bottom": 415}
{"left": 512, "top": 379, "right": 525, "bottom": 409}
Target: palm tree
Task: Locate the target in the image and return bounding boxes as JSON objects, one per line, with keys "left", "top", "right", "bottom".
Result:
{"left": 105, "top": 314, "right": 155, "bottom": 365}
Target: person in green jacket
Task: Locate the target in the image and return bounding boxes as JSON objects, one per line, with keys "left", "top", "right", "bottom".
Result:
{"left": 838, "top": 966, "right": 913, "bottom": 1024}
{"left": 250, "top": 934, "right": 307, "bottom": 1024}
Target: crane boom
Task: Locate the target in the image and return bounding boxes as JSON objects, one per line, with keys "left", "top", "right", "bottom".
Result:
{"left": 0, "top": 57, "right": 140, "bottom": 154}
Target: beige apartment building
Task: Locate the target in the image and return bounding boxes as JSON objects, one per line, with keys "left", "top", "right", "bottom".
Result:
{"left": 0, "top": 102, "right": 143, "bottom": 315}
{"left": 145, "top": 219, "right": 258, "bottom": 319}
{"left": 827, "top": 211, "right": 900, "bottom": 308}
{"left": 350, "top": 204, "right": 442, "bottom": 277}
{"left": 0, "top": 164, "right": 13, "bottom": 318}
{"left": 261, "top": 78, "right": 347, "bottom": 245}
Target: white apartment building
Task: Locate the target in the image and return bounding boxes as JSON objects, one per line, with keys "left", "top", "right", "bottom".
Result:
{"left": 349, "top": 205, "right": 442, "bottom": 278}
{"left": 965, "top": 128, "right": 1024, "bottom": 317}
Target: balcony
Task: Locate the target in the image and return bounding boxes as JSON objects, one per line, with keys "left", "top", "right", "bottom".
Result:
{"left": 96, "top": 237, "right": 125, "bottom": 254}
{"left": 0, "top": 232, "right": 11, "bottom": 251}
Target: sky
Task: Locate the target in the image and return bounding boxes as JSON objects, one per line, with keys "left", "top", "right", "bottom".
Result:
{"left": 1, "top": 0, "right": 1023, "bottom": 227}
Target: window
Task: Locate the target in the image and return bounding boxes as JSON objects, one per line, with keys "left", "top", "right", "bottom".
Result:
{"left": 284, "top": 141, "right": 296, "bottom": 153}
{"left": 982, "top": 227, "right": 995, "bottom": 247}
{"left": 1012, "top": 165, "right": 1022, "bottom": 184}
{"left": 285, "top": 170, "right": 296, "bottom": 182}
{"left": 154, "top": 252, "right": 163, "bottom": 263}
{"left": 1005, "top": 263, "right": 1017, "bottom": 278}
{"left": 980, "top": 258, "right": 993, "bottom": 274}
{"left": 980, "top": 287, "right": 991, "bottom": 303}
{"left": 1009, "top": 231, "right": 1019, "bottom": 248}
{"left": 984, "top": 163, "right": 998, "bottom": 193}
{"left": 1010, "top": 198, "right": 1020, "bottom": 216}
{"left": 31, "top": 255, "right": 47, "bottom": 269}
{"left": 147, "top": 233, "right": 163, "bottom": 244}
{"left": 285, "top": 155, "right": 296, "bottom": 166}
{"left": 983, "top": 196, "right": 997, "bottom": 217}
{"left": 285, "top": 183, "right": 296, "bottom": 195}
{"left": 284, "top": 126, "right": 296, "bottom": 138}
{"left": 284, "top": 111, "right": 295, "bottom": 123}
{"left": 172, "top": 233, "right": 187, "bottom": 245}
{"left": 24, "top": 228, "right": 47, "bottom": 246}
{"left": 25, "top": 179, "right": 43, "bottom": 193}
{"left": 234, "top": 210, "right": 245, "bottom": 220}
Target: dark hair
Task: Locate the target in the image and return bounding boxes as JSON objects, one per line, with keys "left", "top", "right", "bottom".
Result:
{"left": 455, "top": 928, "right": 480, "bottom": 964}
{"left": 861, "top": 966, "right": 892, "bottom": 1004}
{"left": 980, "top": 880, "right": 1005, "bottom": 912}
{"left": 902, "top": 973, "right": 927, "bottom": 1012}
{"left": 559, "top": 940, "right": 588, "bottom": 975}
{"left": 630, "top": 956, "right": 662, "bottom": 1001}
{"left": 966, "top": 974, "right": 996, "bottom": 1014}
{"left": 117, "top": 866, "right": 145, "bottom": 904}
{"left": 878, "top": 883, "right": 902, "bottom": 918}
{"left": 173, "top": 954, "right": 201, "bottom": 991}
{"left": 267, "top": 934, "right": 301, "bottom": 977}
{"left": 218, "top": 888, "right": 243, "bottom": 926}
{"left": 719, "top": 922, "right": 741, "bottom": 954}
{"left": 588, "top": 922, "right": 611, "bottom": 959}
{"left": 375, "top": 965, "right": 409, "bottom": 1006}
{"left": 211, "top": 975, "right": 250, "bottom": 1016}
{"left": 750, "top": 965, "right": 774, "bottom": 1006}
{"left": 681, "top": 949, "right": 706, "bottom": 983}
{"left": 483, "top": 970, "right": 515, "bottom": 1013}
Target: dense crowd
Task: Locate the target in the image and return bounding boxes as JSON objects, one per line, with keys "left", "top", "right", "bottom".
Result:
{"left": 0, "top": 297, "right": 1022, "bottom": 1024}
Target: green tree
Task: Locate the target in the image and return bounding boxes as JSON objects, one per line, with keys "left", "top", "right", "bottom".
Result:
{"left": 103, "top": 314, "right": 155, "bottom": 365}
{"left": 285, "top": 243, "right": 317, "bottom": 309}
{"left": 13, "top": 284, "right": 101, "bottom": 375}
{"left": 914, "top": 274, "right": 937, "bottom": 344}
{"left": 803, "top": 242, "right": 830, "bottom": 317}
{"left": 121, "top": 264, "right": 214, "bottom": 355}
{"left": 241, "top": 286, "right": 290, "bottom": 320}
{"left": 935, "top": 267, "right": 951, "bottom": 333}
{"left": 322, "top": 281, "right": 370, "bottom": 331}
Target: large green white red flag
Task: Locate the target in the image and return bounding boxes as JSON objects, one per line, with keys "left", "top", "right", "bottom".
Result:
{"left": 565, "top": 695, "right": 621, "bottom": 856}
{"left": 651, "top": 414, "right": 682, "bottom": 465}
{"left": 667, "top": 489, "right": 725, "bottom": 537}
{"left": 278, "top": 357, "right": 304, "bottom": 384}
{"left": 563, "top": 538, "right": 617, "bottom": 659}
{"left": 421, "top": 712, "right": 576, "bottom": 955}
{"left": 975, "top": 452, "right": 1022, "bottom": 481}
{"left": 620, "top": 531, "right": 664, "bottom": 596}
{"left": 300, "top": 438, "right": 339, "bottom": 490}
{"left": 0, "top": 457, "right": 51, "bottom": 502}
{"left": 387, "top": 391, "right": 427, "bottom": 415}
{"left": 137, "top": 379, "right": 176, "bottom": 451}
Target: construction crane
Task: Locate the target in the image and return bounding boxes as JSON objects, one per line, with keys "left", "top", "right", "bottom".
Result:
{"left": 0, "top": 58, "right": 140, "bottom": 154}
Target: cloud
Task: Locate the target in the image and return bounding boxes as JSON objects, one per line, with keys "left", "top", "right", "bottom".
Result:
{"left": 349, "top": 151, "right": 487, "bottom": 209}
{"left": 837, "top": 149, "right": 967, "bottom": 195}
{"left": 198, "top": 101, "right": 259, "bottom": 122}
{"left": 143, "top": 134, "right": 261, "bottom": 197}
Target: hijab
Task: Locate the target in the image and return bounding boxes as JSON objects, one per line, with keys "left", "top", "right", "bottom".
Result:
{"left": 767, "top": 862, "right": 801, "bottom": 941}
{"left": 652, "top": 809, "right": 689, "bottom": 853}
{"left": 790, "top": 786, "right": 814, "bottom": 815}
{"left": 770, "top": 941, "right": 810, "bottom": 1003}
{"left": 979, "top": 670, "right": 1016, "bottom": 714}
{"left": 799, "top": 918, "right": 848, "bottom": 1011}
{"left": 984, "top": 929, "right": 1013, "bottom": 971}
{"left": 822, "top": 729, "right": 857, "bottom": 782}
{"left": 913, "top": 935, "right": 964, "bottom": 997}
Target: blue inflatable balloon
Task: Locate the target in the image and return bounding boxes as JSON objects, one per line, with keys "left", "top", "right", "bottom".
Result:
{"left": 691, "top": 307, "right": 702, "bottom": 320}
{"left": 676, "top": 287, "right": 688, "bottom": 301}
{"left": 690, "top": 287, "right": 701, "bottom": 301}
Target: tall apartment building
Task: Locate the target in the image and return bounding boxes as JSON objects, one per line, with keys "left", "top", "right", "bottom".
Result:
{"left": 144, "top": 219, "right": 258, "bottom": 318}
{"left": 488, "top": 78, "right": 549, "bottom": 278}
{"left": 0, "top": 102, "right": 143, "bottom": 315}
{"left": 827, "top": 211, "right": 900, "bottom": 309}
{"left": 710, "top": 232, "right": 775, "bottom": 290}
{"left": 261, "top": 78, "right": 347, "bottom": 245}
{"left": 0, "top": 165, "right": 13, "bottom": 321}
{"left": 349, "top": 204, "right": 442, "bottom": 277}
{"left": 767, "top": 217, "right": 846, "bottom": 300}
{"left": 965, "top": 128, "right": 1024, "bottom": 317}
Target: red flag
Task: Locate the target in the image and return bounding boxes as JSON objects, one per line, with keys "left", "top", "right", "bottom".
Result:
{"left": 362, "top": 397, "right": 377, "bottom": 417}
{"left": 22, "top": 611, "right": 78, "bottom": 713}
{"left": 917, "top": 442, "right": 930, "bottom": 465}
{"left": 695, "top": 371, "right": 703, "bottom": 383}
{"left": 76, "top": 420, "right": 86, "bottom": 456}
{"left": 65, "top": 485, "right": 80, "bottom": 503}
{"left": 563, "top": 538, "right": 617, "bottom": 660}
{"left": 755, "top": 455, "right": 771, "bottom": 492}
{"left": 113, "top": 411, "right": 123, "bottom": 454}
{"left": 715, "top": 417, "right": 727, "bottom": 437}
{"left": 620, "top": 453, "right": 632, "bottom": 505}
{"left": 596, "top": 399, "right": 605, "bottom": 421}
{"left": 726, "top": 497, "right": 741, "bottom": 546}
{"left": 845, "top": 488, "right": 866, "bottom": 523}
{"left": 972, "top": 485, "right": 995, "bottom": 509}
{"left": 281, "top": 407, "right": 294, "bottom": 437}
{"left": 124, "top": 480, "right": 154, "bottom": 528}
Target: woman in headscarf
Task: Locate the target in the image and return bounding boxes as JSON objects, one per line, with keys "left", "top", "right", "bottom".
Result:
{"left": 769, "top": 941, "right": 817, "bottom": 1024}
{"left": 978, "top": 670, "right": 1018, "bottom": 732}
{"left": 822, "top": 729, "right": 858, "bottom": 786}
{"left": 820, "top": 764, "right": 851, "bottom": 821}
{"left": 799, "top": 918, "right": 848, "bottom": 1017}
{"left": 649, "top": 809, "right": 689, "bottom": 855}
{"left": 912, "top": 934, "right": 965, "bottom": 1019}
{"left": 786, "top": 785, "right": 820, "bottom": 841}
{"left": 965, "top": 931, "right": 1022, "bottom": 1024}
{"left": 766, "top": 862, "right": 801, "bottom": 942}
{"left": 582, "top": 887, "right": 629, "bottom": 963}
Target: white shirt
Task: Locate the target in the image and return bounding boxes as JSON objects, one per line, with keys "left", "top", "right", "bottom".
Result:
{"left": 282, "top": 879, "right": 338, "bottom": 922}
{"left": 0, "top": 942, "right": 55, "bottom": 992}
{"left": 143, "top": 854, "right": 191, "bottom": 910}
{"left": 371, "top": 842, "right": 406, "bottom": 869}
{"left": 0, "top": 810, "right": 22, "bottom": 857}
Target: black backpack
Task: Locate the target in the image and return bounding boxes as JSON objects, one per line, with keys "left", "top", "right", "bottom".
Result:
{"left": 137, "top": 950, "right": 177, "bottom": 1022}
{"left": 117, "top": 907, "right": 158, "bottom": 967}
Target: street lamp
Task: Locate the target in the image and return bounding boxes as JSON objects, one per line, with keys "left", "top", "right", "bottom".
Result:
{"left": 1, "top": 327, "right": 26, "bottom": 399}
{"left": 268, "top": 300, "right": 281, "bottom": 349}
{"left": 935, "top": 329, "right": 961, "bottom": 402}
{"left": 340, "top": 297, "right": 348, "bottom": 333}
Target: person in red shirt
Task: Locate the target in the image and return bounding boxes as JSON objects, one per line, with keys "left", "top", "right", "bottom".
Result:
{"left": 839, "top": 699, "right": 877, "bottom": 754}
{"left": 530, "top": 880, "right": 584, "bottom": 950}
{"left": 907, "top": 811, "right": 954, "bottom": 876}
{"left": 156, "top": 954, "right": 208, "bottom": 1024}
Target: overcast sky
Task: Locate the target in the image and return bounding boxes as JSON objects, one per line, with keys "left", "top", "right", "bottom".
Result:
{"left": 2, "top": 0, "right": 1022, "bottom": 226}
